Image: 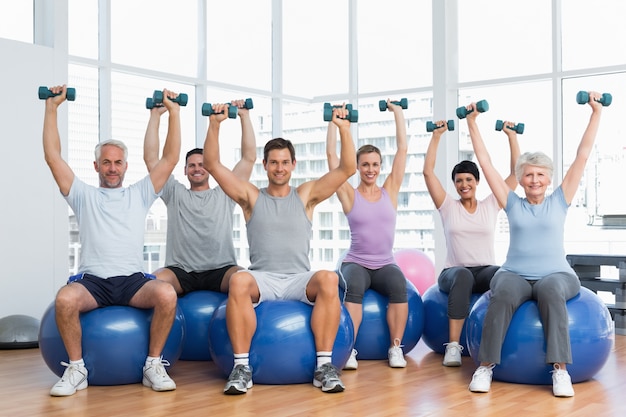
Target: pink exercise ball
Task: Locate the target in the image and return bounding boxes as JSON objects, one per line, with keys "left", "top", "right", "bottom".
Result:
{"left": 394, "top": 249, "right": 436, "bottom": 296}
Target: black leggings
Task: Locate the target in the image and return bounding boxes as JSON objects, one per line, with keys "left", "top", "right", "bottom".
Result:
{"left": 340, "top": 262, "right": 408, "bottom": 304}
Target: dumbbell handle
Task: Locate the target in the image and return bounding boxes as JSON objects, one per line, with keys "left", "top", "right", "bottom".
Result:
{"left": 426, "top": 120, "right": 455, "bottom": 132}
{"left": 495, "top": 120, "right": 524, "bottom": 134}
{"left": 379, "top": 98, "right": 408, "bottom": 111}
{"left": 152, "top": 90, "right": 188, "bottom": 106}
{"left": 576, "top": 91, "right": 612, "bottom": 107}
{"left": 38, "top": 86, "right": 76, "bottom": 101}
{"left": 456, "top": 99, "right": 489, "bottom": 119}
{"left": 201, "top": 103, "right": 238, "bottom": 119}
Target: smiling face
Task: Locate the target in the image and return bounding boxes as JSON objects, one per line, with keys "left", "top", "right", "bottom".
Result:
{"left": 453, "top": 172, "right": 478, "bottom": 200}
{"left": 520, "top": 164, "right": 551, "bottom": 202}
{"left": 264, "top": 148, "right": 295, "bottom": 186}
{"left": 95, "top": 144, "right": 127, "bottom": 188}
{"left": 357, "top": 151, "right": 381, "bottom": 186}
{"left": 184, "top": 153, "right": 209, "bottom": 189}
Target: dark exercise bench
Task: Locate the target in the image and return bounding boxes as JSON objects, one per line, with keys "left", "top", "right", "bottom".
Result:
{"left": 566, "top": 254, "right": 626, "bottom": 335}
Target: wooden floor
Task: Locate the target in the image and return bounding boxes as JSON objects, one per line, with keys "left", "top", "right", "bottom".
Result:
{"left": 3, "top": 335, "right": 626, "bottom": 417}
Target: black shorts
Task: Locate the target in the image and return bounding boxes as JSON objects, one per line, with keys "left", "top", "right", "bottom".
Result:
{"left": 68, "top": 272, "right": 155, "bottom": 307}
{"left": 168, "top": 265, "right": 235, "bottom": 295}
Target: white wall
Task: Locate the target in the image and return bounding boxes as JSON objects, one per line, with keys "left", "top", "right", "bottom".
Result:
{"left": 0, "top": 38, "right": 69, "bottom": 319}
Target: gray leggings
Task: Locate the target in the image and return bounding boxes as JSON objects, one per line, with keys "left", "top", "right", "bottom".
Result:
{"left": 438, "top": 265, "right": 498, "bottom": 319}
{"left": 339, "top": 262, "right": 408, "bottom": 304}
{"left": 477, "top": 269, "right": 581, "bottom": 365}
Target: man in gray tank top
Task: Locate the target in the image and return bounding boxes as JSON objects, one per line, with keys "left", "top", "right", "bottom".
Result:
{"left": 143, "top": 99, "right": 256, "bottom": 295}
{"left": 204, "top": 102, "right": 356, "bottom": 395}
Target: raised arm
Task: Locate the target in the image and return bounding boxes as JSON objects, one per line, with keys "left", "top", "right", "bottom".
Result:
{"left": 203, "top": 103, "right": 258, "bottom": 219}
{"left": 43, "top": 85, "right": 75, "bottom": 196}
{"left": 423, "top": 121, "right": 448, "bottom": 209}
{"left": 143, "top": 105, "right": 168, "bottom": 172}
{"left": 498, "top": 121, "right": 522, "bottom": 191}
{"left": 231, "top": 99, "right": 257, "bottom": 181}
{"left": 465, "top": 103, "right": 509, "bottom": 208}
{"left": 561, "top": 92, "right": 603, "bottom": 204}
{"left": 148, "top": 89, "right": 181, "bottom": 193}
{"left": 381, "top": 101, "right": 408, "bottom": 206}
{"left": 301, "top": 105, "right": 356, "bottom": 213}
{"left": 325, "top": 121, "right": 353, "bottom": 213}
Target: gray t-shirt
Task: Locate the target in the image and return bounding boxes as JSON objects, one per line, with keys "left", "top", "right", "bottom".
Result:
{"left": 161, "top": 176, "right": 237, "bottom": 272}
{"left": 247, "top": 187, "right": 311, "bottom": 273}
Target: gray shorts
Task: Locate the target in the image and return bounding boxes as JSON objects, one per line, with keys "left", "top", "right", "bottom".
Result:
{"left": 247, "top": 270, "right": 317, "bottom": 306}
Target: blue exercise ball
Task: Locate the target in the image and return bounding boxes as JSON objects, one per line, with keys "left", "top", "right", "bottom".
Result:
{"left": 466, "top": 287, "right": 613, "bottom": 384}
{"left": 421, "top": 284, "right": 481, "bottom": 355}
{"left": 208, "top": 300, "right": 354, "bottom": 385}
{"left": 353, "top": 280, "right": 424, "bottom": 360}
{"left": 39, "top": 303, "right": 185, "bottom": 386}
{"left": 177, "top": 290, "right": 227, "bottom": 361}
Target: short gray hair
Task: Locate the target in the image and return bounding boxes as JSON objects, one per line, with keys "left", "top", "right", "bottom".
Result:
{"left": 515, "top": 151, "right": 553, "bottom": 182}
{"left": 95, "top": 139, "right": 128, "bottom": 162}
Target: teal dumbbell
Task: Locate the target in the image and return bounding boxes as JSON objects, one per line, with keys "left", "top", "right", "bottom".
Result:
{"left": 495, "top": 120, "right": 524, "bottom": 134}
{"left": 240, "top": 98, "right": 254, "bottom": 110}
{"left": 145, "top": 97, "right": 161, "bottom": 109}
{"left": 576, "top": 91, "right": 612, "bottom": 107}
{"left": 426, "top": 120, "right": 455, "bottom": 132}
{"left": 201, "top": 103, "right": 238, "bottom": 119}
{"left": 456, "top": 99, "right": 489, "bottom": 119}
{"left": 152, "top": 90, "right": 188, "bottom": 107}
{"left": 323, "top": 103, "right": 359, "bottom": 123}
{"left": 38, "top": 86, "right": 76, "bottom": 101}
{"left": 379, "top": 98, "right": 408, "bottom": 111}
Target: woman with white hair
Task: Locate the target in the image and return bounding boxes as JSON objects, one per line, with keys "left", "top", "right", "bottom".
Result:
{"left": 462, "top": 93, "right": 604, "bottom": 398}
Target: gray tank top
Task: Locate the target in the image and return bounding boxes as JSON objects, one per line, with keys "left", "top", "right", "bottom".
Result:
{"left": 247, "top": 187, "right": 311, "bottom": 273}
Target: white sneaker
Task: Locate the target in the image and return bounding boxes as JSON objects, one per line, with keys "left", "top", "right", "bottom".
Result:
{"left": 468, "top": 364, "right": 495, "bottom": 393}
{"left": 442, "top": 342, "right": 463, "bottom": 367}
{"left": 50, "top": 361, "right": 88, "bottom": 396}
{"left": 551, "top": 364, "right": 575, "bottom": 397}
{"left": 388, "top": 338, "right": 407, "bottom": 368}
{"left": 344, "top": 349, "right": 358, "bottom": 370}
{"left": 142, "top": 357, "right": 176, "bottom": 392}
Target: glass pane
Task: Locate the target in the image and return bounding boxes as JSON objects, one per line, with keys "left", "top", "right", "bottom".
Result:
{"left": 458, "top": 82, "right": 552, "bottom": 263}
{"left": 458, "top": 0, "right": 551, "bottom": 82}
{"left": 206, "top": 0, "right": 272, "bottom": 91}
{"left": 563, "top": 74, "right": 626, "bottom": 248}
{"left": 358, "top": 0, "right": 432, "bottom": 93}
{"left": 111, "top": 1, "right": 197, "bottom": 77}
{"left": 110, "top": 72, "right": 195, "bottom": 186}
{"left": 69, "top": 0, "right": 98, "bottom": 58}
{"left": 562, "top": 1, "right": 626, "bottom": 71}
{"left": 68, "top": 64, "right": 100, "bottom": 186}
{"left": 283, "top": 0, "right": 349, "bottom": 98}
{"left": 0, "top": 2, "right": 32, "bottom": 42}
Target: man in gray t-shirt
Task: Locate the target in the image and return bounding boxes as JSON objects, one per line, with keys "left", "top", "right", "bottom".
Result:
{"left": 143, "top": 99, "right": 256, "bottom": 295}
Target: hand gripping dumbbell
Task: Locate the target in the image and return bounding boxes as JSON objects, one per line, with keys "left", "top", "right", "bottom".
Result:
{"left": 201, "top": 103, "right": 238, "bottom": 119}
{"left": 152, "top": 90, "right": 188, "bottom": 107}
{"left": 38, "top": 86, "right": 76, "bottom": 101}
{"left": 576, "top": 91, "right": 612, "bottom": 107}
{"left": 456, "top": 99, "right": 489, "bottom": 119}
{"left": 379, "top": 98, "right": 408, "bottom": 112}
{"left": 426, "top": 120, "right": 455, "bottom": 132}
{"left": 323, "top": 103, "right": 359, "bottom": 123}
{"left": 495, "top": 120, "right": 524, "bottom": 134}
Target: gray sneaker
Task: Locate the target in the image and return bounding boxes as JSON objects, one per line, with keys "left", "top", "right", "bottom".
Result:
{"left": 313, "top": 363, "right": 345, "bottom": 393}
{"left": 49, "top": 361, "right": 88, "bottom": 397}
{"left": 224, "top": 364, "right": 253, "bottom": 395}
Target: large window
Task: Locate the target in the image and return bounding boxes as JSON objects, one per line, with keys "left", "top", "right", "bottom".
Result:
{"left": 53, "top": 0, "right": 626, "bottom": 274}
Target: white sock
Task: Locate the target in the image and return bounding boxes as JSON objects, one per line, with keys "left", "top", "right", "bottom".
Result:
{"left": 145, "top": 356, "right": 160, "bottom": 365}
{"left": 316, "top": 351, "right": 332, "bottom": 368}
{"left": 69, "top": 358, "right": 84, "bottom": 367}
{"left": 234, "top": 353, "right": 249, "bottom": 367}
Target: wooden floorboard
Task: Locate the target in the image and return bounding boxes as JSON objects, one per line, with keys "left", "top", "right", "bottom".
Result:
{"left": 2, "top": 335, "right": 626, "bottom": 417}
